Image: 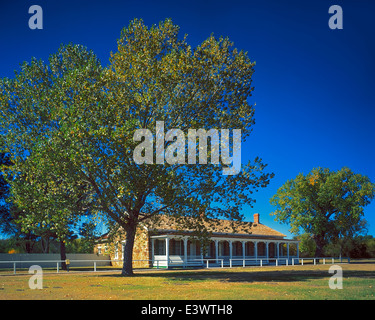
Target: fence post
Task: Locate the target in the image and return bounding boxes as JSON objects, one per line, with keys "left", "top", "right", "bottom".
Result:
{"left": 94, "top": 261, "right": 96, "bottom": 272}
{"left": 229, "top": 259, "right": 232, "bottom": 268}
{"left": 260, "top": 259, "right": 263, "bottom": 267}
{"left": 243, "top": 259, "right": 245, "bottom": 267}
{"left": 314, "top": 258, "right": 316, "bottom": 265}
{"left": 206, "top": 260, "right": 209, "bottom": 269}
{"left": 292, "top": 258, "right": 294, "bottom": 266}
{"left": 332, "top": 258, "right": 334, "bottom": 264}
{"left": 57, "top": 262, "right": 59, "bottom": 273}
{"left": 13, "top": 262, "right": 16, "bottom": 274}
{"left": 323, "top": 258, "right": 326, "bottom": 265}
{"left": 276, "top": 259, "right": 278, "bottom": 266}
{"left": 221, "top": 259, "right": 223, "bottom": 268}
{"left": 301, "top": 259, "right": 304, "bottom": 266}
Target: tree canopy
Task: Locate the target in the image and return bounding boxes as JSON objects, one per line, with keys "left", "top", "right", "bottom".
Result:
{"left": 270, "top": 167, "right": 375, "bottom": 257}
{"left": 0, "top": 18, "right": 274, "bottom": 275}
{"left": 0, "top": 153, "right": 13, "bottom": 235}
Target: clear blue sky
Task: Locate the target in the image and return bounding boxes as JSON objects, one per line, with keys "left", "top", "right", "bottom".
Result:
{"left": 1, "top": 0, "right": 374, "bottom": 238}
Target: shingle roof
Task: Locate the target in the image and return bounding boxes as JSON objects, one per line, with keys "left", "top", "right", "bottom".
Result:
{"left": 144, "top": 214, "right": 286, "bottom": 239}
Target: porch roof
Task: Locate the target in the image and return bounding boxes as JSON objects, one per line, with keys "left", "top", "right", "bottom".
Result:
{"left": 150, "top": 231, "right": 296, "bottom": 242}
{"left": 144, "top": 214, "right": 287, "bottom": 239}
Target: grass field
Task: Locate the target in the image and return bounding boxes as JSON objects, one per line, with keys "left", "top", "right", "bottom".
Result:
{"left": 0, "top": 262, "right": 374, "bottom": 300}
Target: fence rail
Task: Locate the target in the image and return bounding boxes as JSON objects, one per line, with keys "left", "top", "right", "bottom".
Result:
{"left": 0, "top": 256, "right": 350, "bottom": 275}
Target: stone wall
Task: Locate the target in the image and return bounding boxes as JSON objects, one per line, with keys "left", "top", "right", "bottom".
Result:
{"left": 95, "top": 225, "right": 151, "bottom": 269}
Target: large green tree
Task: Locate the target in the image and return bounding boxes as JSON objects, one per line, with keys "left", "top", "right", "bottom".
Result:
{"left": 0, "top": 19, "right": 273, "bottom": 276}
{"left": 270, "top": 167, "right": 375, "bottom": 257}
{"left": 0, "top": 153, "right": 13, "bottom": 235}
{"left": 0, "top": 153, "right": 41, "bottom": 253}
{"left": 0, "top": 44, "right": 101, "bottom": 262}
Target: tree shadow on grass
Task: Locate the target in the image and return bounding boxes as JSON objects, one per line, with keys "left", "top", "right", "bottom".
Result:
{"left": 97, "top": 266, "right": 375, "bottom": 284}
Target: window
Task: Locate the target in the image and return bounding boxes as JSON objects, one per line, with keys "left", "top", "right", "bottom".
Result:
{"left": 170, "top": 239, "right": 182, "bottom": 255}
{"left": 154, "top": 239, "right": 166, "bottom": 255}
{"left": 218, "top": 241, "right": 229, "bottom": 256}
{"left": 218, "top": 242, "right": 224, "bottom": 256}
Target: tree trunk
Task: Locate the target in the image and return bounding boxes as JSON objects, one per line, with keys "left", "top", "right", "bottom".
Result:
{"left": 60, "top": 240, "right": 67, "bottom": 271}
{"left": 121, "top": 221, "right": 137, "bottom": 276}
{"left": 313, "top": 234, "right": 325, "bottom": 258}
{"left": 25, "top": 240, "right": 32, "bottom": 253}
{"left": 25, "top": 232, "right": 34, "bottom": 253}
{"left": 41, "top": 236, "right": 50, "bottom": 253}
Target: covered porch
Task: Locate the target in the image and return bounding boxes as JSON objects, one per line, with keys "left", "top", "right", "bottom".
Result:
{"left": 151, "top": 235, "right": 300, "bottom": 268}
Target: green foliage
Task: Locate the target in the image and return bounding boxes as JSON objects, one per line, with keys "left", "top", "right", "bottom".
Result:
{"left": 365, "top": 236, "right": 375, "bottom": 257}
{"left": 324, "top": 235, "right": 375, "bottom": 258}
{"left": 270, "top": 167, "right": 375, "bottom": 256}
{"left": 0, "top": 239, "right": 14, "bottom": 253}
{"left": 77, "top": 221, "right": 100, "bottom": 253}
{"left": 0, "top": 44, "right": 103, "bottom": 242}
{"left": 0, "top": 153, "right": 14, "bottom": 235}
{"left": 0, "top": 19, "right": 274, "bottom": 275}
{"left": 297, "top": 233, "right": 316, "bottom": 257}
{"left": 0, "top": 237, "right": 96, "bottom": 254}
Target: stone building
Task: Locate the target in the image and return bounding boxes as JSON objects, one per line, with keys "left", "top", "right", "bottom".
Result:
{"left": 95, "top": 213, "right": 299, "bottom": 268}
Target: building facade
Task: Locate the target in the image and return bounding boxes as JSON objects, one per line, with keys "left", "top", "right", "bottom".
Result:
{"left": 95, "top": 213, "right": 299, "bottom": 269}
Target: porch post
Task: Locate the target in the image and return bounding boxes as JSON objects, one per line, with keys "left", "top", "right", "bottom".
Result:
{"left": 229, "top": 240, "right": 233, "bottom": 261}
{"left": 151, "top": 239, "right": 155, "bottom": 266}
{"left": 165, "top": 237, "right": 169, "bottom": 268}
{"left": 287, "top": 243, "right": 290, "bottom": 261}
{"left": 184, "top": 238, "right": 188, "bottom": 266}
{"left": 200, "top": 242, "right": 204, "bottom": 264}
{"left": 215, "top": 240, "right": 219, "bottom": 263}
{"left": 254, "top": 241, "right": 258, "bottom": 262}
{"left": 276, "top": 242, "right": 279, "bottom": 259}
{"left": 242, "top": 241, "right": 245, "bottom": 260}
{"left": 266, "top": 242, "right": 269, "bottom": 262}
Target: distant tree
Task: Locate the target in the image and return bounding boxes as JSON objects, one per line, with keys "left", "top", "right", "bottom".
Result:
{"left": 78, "top": 221, "right": 99, "bottom": 253}
{"left": 364, "top": 236, "right": 375, "bottom": 258}
{"left": 325, "top": 233, "right": 372, "bottom": 259}
{"left": 333, "top": 217, "right": 368, "bottom": 259}
{"left": 297, "top": 233, "right": 316, "bottom": 257}
{"left": 270, "top": 167, "right": 375, "bottom": 257}
{"left": 0, "top": 239, "right": 13, "bottom": 253}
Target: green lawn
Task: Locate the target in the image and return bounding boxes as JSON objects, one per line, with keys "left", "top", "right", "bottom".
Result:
{"left": 0, "top": 263, "right": 374, "bottom": 300}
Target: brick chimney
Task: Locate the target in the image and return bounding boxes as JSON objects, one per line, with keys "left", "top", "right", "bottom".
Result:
{"left": 253, "top": 213, "right": 260, "bottom": 224}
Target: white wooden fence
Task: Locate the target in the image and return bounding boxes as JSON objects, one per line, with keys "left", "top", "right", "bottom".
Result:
{"left": 0, "top": 256, "right": 350, "bottom": 275}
